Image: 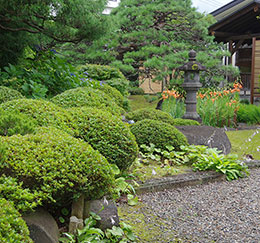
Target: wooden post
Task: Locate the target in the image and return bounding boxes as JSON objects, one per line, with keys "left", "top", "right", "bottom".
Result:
{"left": 250, "top": 37, "right": 256, "bottom": 104}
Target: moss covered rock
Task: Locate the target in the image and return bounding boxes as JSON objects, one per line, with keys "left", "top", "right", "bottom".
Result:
{"left": 50, "top": 87, "right": 123, "bottom": 115}
{"left": 126, "top": 108, "right": 200, "bottom": 126}
{"left": 0, "top": 127, "right": 116, "bottom": 203}
{"left": 0, "top": 99, "right": 74, "bottom": 135}
{"left": 130, "top": 119, "right": 188, "bottom": 151}
{"left": 0, "top": 86, "right": 24, "bottom": 104}
{"left": 0, "top": 198, "right": 32, "bottom": 243}
{"left": 69, "top": 107, "right": 138, "bottom": 171}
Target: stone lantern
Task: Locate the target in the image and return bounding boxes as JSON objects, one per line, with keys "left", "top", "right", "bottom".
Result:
{"left": 177, "top": 50, "right": 206, "bottom": 121}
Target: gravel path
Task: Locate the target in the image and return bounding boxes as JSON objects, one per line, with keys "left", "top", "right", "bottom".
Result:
{"left": 137, "top": 168, "right": 260, "bottom": 243}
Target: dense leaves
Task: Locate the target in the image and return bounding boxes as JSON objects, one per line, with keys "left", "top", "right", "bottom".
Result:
{"left": 0, "top": 86, "right": 24, "bottom": 104}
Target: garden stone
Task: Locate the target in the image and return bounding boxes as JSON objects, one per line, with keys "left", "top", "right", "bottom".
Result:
{"left": 23, "top": 208, "right": 59, "bottom": 243}
{"left": 176, "top": 125, "right": 231, "bottom": 154}
{"left": 83, "top": 198, "right": 120, "bottom": 231}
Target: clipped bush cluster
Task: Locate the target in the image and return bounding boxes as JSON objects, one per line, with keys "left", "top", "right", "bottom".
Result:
{"left": 0, "top": 86, "right": 24, "bottom": 104}
{"left": 78, "top": 64, "right": 129, "bottom": 96}
{"left": 51, "top": 87, "right": 123, "bottom": 116}
{"left": 126, "top": 108, "right": 200, "bottom": 126}
{"left": 0, "top": 99, "right": 74, "bottom": 135}
{"left": 96, "top": 83, "right": 125, "bottom": 109}
{"left": 0, "top": 127, "right": 116, "bottom": 203}
{"left": 0, "top": 109, "right": 36, "bottom": 136}
{"left": 69, "top": 107, "right": 138, "bottom": 171}
{"left": 0, "top": 198, "right": 33, "bottom": 243}
{"left": 130, "top": 119, "right": 189, "bottom": 151}
{"left": 237, "top": 104, "right": 260, "bottom": 124}
{"left": 0, "top": 175, "right": 41, "bottom": 212}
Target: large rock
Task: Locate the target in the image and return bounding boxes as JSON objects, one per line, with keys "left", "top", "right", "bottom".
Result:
{"left": 23, "top": 208, "right": 59, "bottom": 243}
{"left": 84, "top": 198, "right": 119, "bottom": 231}
{"left": 176, "top": 125, "right": 231, "bottom": 154}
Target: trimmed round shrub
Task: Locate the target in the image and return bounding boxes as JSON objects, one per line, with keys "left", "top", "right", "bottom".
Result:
{"left": 0, "top": 175, "right": 41, "bottom": 212}
{"left": 0, "top": 86, "right": 24, "bottom": 104}
{"left": 126, "top": 108, "right": 200, "bottom": 126}
{"left": 237, "top": 104, "right": 260, "bottom": 124}
{"left": 0, "top": 99, "right": 74, "bottom": 135}
{"left": 68, "top": 107, "right": 138, "bottom": 171}
{"left": 0, "top": 198, "right": 32, "bottom": 243}
{"left": 78, "top": 64, "right": 129, "bottom": 96}
{"left": 130, "top": 119, "right": 189, "bottom": 151}
{"left": 0, "top": 109, "right": 36, "bottom": 136}
{"left": 50, "top": 87, "right": 123, "bottom": 115}
{"left": 0, "top": 127, "right": 116, "bottom": 203}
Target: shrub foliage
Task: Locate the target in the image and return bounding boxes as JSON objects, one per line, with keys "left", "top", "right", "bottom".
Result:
{"left": 0, "top": 127, "right": 116, "bottom": 203}
{"left": 126, "top": 108, "right": 200, "bottom": 126}
{"left": 0, "top": 198, "right": 33, "bottom": 243}
{"left": 0, "top": 86, "right": 24, "bottom": 104}
{"left": 69, "top": 107, "right": 138, "bottom": 170}
{"left": 51, "top": 87, "right": 123, "bottom": 115}
{"left": 130, "top": 119, "right": 188, "bottom": 151}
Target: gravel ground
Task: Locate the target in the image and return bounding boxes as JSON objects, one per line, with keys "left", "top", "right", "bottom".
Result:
{"left": 138, "top": 168, "right": 260, "bottom": 243}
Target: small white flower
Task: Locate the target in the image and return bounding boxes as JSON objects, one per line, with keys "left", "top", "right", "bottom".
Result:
{"left": 103, "top": 196, "right": 108, "bottom": 205}
{"left": 152, "top": 169, "right": 157, "bottom": 175}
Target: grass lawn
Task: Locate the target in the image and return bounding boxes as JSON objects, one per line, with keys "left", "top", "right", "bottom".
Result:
{"left": 226, "top": 129, "right": 260, "bottom": 160}
{"left": 128, "top": 95, "right": 158, "bottom": 111}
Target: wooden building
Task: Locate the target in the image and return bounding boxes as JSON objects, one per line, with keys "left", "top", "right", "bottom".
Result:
{"left": 209, "top": 0, "right": 260, "bottom": 103}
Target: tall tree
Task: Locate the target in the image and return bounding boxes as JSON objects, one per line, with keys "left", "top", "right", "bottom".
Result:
{"left": 0, "top": 0, "right": 109, "bottom": 67}
{"left": 80, "top": 0, "right": 238, "bottom": 87}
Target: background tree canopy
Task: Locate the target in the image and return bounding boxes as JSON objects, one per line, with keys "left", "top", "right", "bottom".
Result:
{"left": 0, "top": 0, "right": 109, "bottom": 67}
{"left": 64, "top": 0, "right": 238, "bottom": 88}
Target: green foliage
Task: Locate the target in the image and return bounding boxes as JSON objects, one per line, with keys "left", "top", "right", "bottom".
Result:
{"left": 192, "top": 148, "right": 249, "bottom": 181}
{"left": 78, "top": 64, "right": 129, "bottom": 96}
{"left": 60, "top": 212, "right": 136, "bottom": 243}
{"left": 197, "top": 86, "right": 240, "bottom": 127}
{"left": 0, "top": 86, "right": 24, "bottom": 104}
{"left": 81, "top": 0, "right": 238, "bottom": 87}
{"left": 97, "top": 83, "right": 129, "bottom": 110}
{"left": 0, "top": 0, "right": 109, "bottom": 55}
{"left": 0, "top": 98, "right": 74, "bottom": 135}
{"left": 0, "top": 127, "right": 116, "bottom": 204}
{"left": 0, "top": 175, "right": 41, "bottom": 213}
{"left": 0, "top": 110, "right": 36, "bottom": 136}
{"left": 0, "top": 198, "right": 33, "bottom": 243}
{"left": 161, "top": 97, "right": 185, "bottom": 118}
{"left": 130, "top": 119, "right": 188, "bottom": 151}
{"left": 0, "top": 50, "right": 94, "bottom": 98}
{"left": 51, "top": 86, "right": 124, "bottom": 116}
{"left": 68, "top": 107, "right": 138, "bottom": 171}
{"left": 237, "top": 103, "right": 260, "bottom": 124}
{"left": 128, "top": 87, "right": 145, "bottom": 95}
{"left": 126, "top": 108, "right": 200, "bottom": 126}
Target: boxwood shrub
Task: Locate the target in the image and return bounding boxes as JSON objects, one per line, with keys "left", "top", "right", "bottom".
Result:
{"left": 78, "top": 64, "right": 129, "bottom": 96}
{"left": 50, "top": 87, "right": 124, "bottom": 116}
{"left": 0, "top": 109, "right": 36, "bottom": 136}
{"left": 126, "top": 108, "right": 200, "bottom": 126}
{"left": 68, "top": 107, "right": 138, "bottom": 171}
{"left": 0, "top": 198, "right": 33, "bottom": 243}
{"left": 130, "top": 119, "right": 189, "bottom": 151}
{"left": 237, "top": 104, "right": 260, "bottom": 124}
{"left": 0, "top": 99, "right": 74, "bottom": 135}
{"left": 0, "top": 86, "right": 24, "bottom": 104}
{"left": 0, "top": 127, "right": 116, "bottom": 203}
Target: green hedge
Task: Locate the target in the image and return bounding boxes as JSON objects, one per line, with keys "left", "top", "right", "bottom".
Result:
{"left": 50, "top": 87, "right": 124, "bottom": 116}
{"left": 0, "top": 127, "right": 116, "bottom": 203}
{"left": 0, "top": 198, "right": 32, "bottom": 243}
{"left": 0, "top": 86, "right": 24, "bottom": 104}
{"left": 78, "top": 64, "right": 129, "bottom": 96}
{"left": 0, "top": 99, "right": 74, "bottom": 135}
{"left": 69, "top": 107, "right": 138, "bottom": 171}
{"left": 130, "top": 119, "right": 188, "bottom": 151}
{"left": 237, "top": 104, "right": 260, "bottom": 124}
{"left": 126, "top": 108, "right": 200, "bottom": 126}
{"left": 0, "top": 109, "right": 36, "bottom": 136}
